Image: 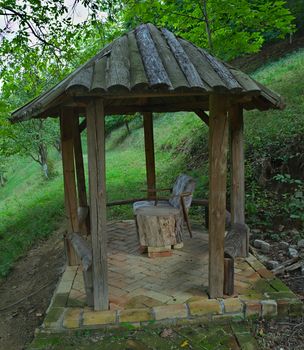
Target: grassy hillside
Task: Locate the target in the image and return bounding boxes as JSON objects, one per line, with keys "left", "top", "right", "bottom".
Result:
{"left": 1, "top": 49, "right": 304, "bottom": 277}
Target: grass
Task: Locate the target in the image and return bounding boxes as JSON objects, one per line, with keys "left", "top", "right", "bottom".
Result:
{"left": 1, "top": 49, "right": 304, "bottom": 277}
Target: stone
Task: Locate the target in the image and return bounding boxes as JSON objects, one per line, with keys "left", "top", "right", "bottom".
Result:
{"left": 278, "top": 225, "right": 284, "bottom": 232}
{"left": 63, "top": 308, "right": 81, "bottom": 329}
{"left": 119, "top": 308, "right": 152, "bottom": 323}
{"left": 188, "top": 299, "right": 221, "bottom": 317}
{"left": 251, "top": 229, "right": 262, "bottom": 235}
{"left": 223, "top": 298, "right": 243, "bottom": 313}
{"left": 288, "top": 247, "right": 299, "bottom": 258}
{"left": 43, "top": 307, "right": 65, "bottom": 328}
{"left": 82, "top": 309, "right": 117, "bottom": 326}
{"left": 279, "top": 241, "right": 289, "bottom": 250}
{"left": 244, "top": 301, "right": 261, "bottom": 318}
{"left": 261, "top": 300, "right": 277, "bottom": 317}
{"left": 153, "top": 304, "right": 188, "bottom": 320}
{"left": 266, "top": 260, "right": 279, "bottom": 270}
{"left": 260, "top": 241, "right": 271, "bottom": 254}
{"left": 253, "top": 239, "right": 264, "bottom": 249}
{"left": 297, "top": 239, "right": 304, "bottom": 249}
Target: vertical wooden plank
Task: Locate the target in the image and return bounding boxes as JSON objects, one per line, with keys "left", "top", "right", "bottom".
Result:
{"left": 86, "top": 99, "right": 108, "bottom": 311}
{"left": 229, "top": 104, "right": 247, "bottom": 256}
{"left": 143, "top": 112, "right": 156, "bottom": 199}
{"left": 60, "top": 108, "right": 79, "bottom": 265}
{"left": 73, "top": 113, "right": 89, "bottom": 235}
{"left": 208, "top": 94, "right": 229, "bottom": 298}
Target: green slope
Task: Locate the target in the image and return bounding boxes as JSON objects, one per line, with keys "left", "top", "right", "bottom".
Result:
{"left": 1, "top": 49, "right": 303, "bottom": 277}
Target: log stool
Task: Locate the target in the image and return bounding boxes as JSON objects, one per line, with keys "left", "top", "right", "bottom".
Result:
{"left": 135, "top": 204, "right": 183, "bottom": 258}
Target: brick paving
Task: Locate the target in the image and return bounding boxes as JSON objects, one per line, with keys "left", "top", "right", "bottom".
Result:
{"left": 41, "top": 220, "right": 302, "bottom": 331}
{"left": 69, "top": 220, "right": 210, "bottom": 308}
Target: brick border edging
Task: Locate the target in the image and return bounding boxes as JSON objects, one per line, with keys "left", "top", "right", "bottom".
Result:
{"left": 41, "top": 296, "right": 304, "bottom": 331}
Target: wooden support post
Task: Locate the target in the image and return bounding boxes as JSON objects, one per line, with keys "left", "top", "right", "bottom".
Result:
{"left": 208, "top": 94, "right": 229, "bottom": 298}
{"left": 143, "top": 112, "right": 156, "bottom": 199}
{"left": 73, "top": 114, "right": 89, "bottom": 235}
{"left": 86, "top": 99, "right": 108, "bottom": 311}
{"left": 229, "top": 104, "right": 247, "bottom": 257}
{"left": 60, "top": 108, "right": 80, "bottom": 265}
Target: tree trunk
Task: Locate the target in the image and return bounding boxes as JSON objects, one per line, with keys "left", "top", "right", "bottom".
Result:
{"left": 125, "top": 120, "right": 130, "bottom": 134}
{"left": 200, "top": 0, "right": 213, "bottom": 52}
{"left": 39, "top": 143, "right": 49, "bottom": 178}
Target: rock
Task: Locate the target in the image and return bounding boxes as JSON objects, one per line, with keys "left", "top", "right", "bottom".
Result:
{"left": 254, "top": 239, "right": 264, "bottom": 249}
{"left": 297, "top": 239, "right": 304, "bottom": 249}
{"left": 278, "top": 225, "right": 284, "bottom": 232}
{"left": 288, "top": 247, "right": 299, "bottom": 258}
{"left": 261, "top": 242, "right": 271, "bottom": 254}
{"left": 301, "top": 265, "right": 304, "bottom": 276}
{"left": 266, "top": 260, "right": 279, "bottom": 270}
{"left": 279, "top": 241, "right": 289, "bottom": 251}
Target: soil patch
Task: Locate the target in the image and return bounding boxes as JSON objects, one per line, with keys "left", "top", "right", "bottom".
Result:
{"left": 0, "top": 228, "right": 65, "bottom": 350}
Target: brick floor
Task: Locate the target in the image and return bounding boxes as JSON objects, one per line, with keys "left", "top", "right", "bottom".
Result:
{"left": 68, "top": 220, "right": 211, "bottom": 308}
{"left": 41, "top": 220, "right": 302, "bottom": 331}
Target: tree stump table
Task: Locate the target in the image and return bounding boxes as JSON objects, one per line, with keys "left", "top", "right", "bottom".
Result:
{"left": 135, "top": 204, "right": 183, "bottom": 258}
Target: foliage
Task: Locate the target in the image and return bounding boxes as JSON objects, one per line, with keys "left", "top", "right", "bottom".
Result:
{"left": 122, "top": 0, "right": 295, "bottom": 60}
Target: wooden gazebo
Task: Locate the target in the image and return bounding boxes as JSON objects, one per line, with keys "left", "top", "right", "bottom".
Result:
{"left": 11, "top": 24, "right": 284, "bottom": 311}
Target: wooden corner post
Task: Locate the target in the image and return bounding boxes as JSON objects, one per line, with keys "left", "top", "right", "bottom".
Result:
{"left": 208, "top": 94, "right": 229, "bottom": 298}
{"left": 229, "top": 104, "right": 247, "bottom": 256}
{"left": 60, "top": 107, "right": 80, "bottom": 266}
{"left": 143, "top": 112, "right": 156, "bottom": 199}
{"left": 86, "top": 99, "right": 109, "bottom": 311}
{"left": 73, "top": 114, "right": 89, "bottom": 235}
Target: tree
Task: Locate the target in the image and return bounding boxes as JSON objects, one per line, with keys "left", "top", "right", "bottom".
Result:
{"left": 122, "top": 0, "right": 295, "bottom": 60}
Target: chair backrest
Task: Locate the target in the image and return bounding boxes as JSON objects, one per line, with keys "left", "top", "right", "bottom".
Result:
{"left": 169, "top": 174, "right": 196, "bottom": 209}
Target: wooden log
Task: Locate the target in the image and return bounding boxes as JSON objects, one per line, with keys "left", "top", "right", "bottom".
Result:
{"left": 208, "top": 94, "right": 229, "bottom": 298}
{"left": 229, "top": 104, "right": 247, "bottom": 257}
{"left": 68, "top": 232, "right": 93, "bottom": 306}
{"left": 127, "top": 31, "right": 149, "bottom": 90}
{"left": 68, "top": 233, "right": 92, "bottom": 271}
{"left": 107, "top": 35, "right": 130, "bottom": 91}
{"left": 195, "top": 110, "right": 209, "bottom": 126}
{"left": 73, "top": 114, "right": 89, "bottom": 235}
{"left": 86, "top": 99, "right": 109, "bottom": 311}
{"left": 148, "top": 24, "right": 189, "bottom": 90}
{"left": 60, "top": 108, "right": 79, "bottom": 266}
{"left": 161, "top": 28, "right": 206, "bottom": 89}
{"left": 224, "top": 255, "right": 234, "bottom": 295}
{"left": 143, "top": 112, "right": 156, "bottom": 199}
{"left": 136, "top": 206, "right": 182, "bottom": 247}
{"left": 135, "top": 24, "right": 172, "bottom": 88}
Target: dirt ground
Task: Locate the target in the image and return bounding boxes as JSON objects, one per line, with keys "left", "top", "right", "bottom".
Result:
{"left": 0, "top": 228, "right": 65, "bottom": 350}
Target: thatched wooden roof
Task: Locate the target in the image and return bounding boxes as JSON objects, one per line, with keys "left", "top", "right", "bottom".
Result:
{"left": 11, "top": 23, "right": 284, "bottom": 122}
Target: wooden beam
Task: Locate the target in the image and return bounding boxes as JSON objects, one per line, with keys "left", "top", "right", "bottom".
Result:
{"left": 229, "top": 104, "right": 247, "bottom": 256}
{"left": 86, "top": 99, "right": 109, "bottom": 311}
{"left": 79, "top": 118, "right": 87, "bottom": 133}
{"left": 60, "top": 108, "right": 80, "bottom": 265}
{"left": 73, "top": 114, "right": 89, "bottom": 235}
{"left": 195, "top": 110, "right": 209, "bottom": 126}
{"left": 208, "top": 94, "right": 229, "bottom": 298}
{"left": 143, "top": 112, "right": 156, "bottom": 199}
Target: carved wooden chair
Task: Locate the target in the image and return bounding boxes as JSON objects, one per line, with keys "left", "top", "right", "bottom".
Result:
{"left": 133, "top": 174, "right": 196, "bottom": 255}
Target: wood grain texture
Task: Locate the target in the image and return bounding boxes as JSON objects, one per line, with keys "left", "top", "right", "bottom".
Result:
{"left": 200, "top": 49, "right": 242, "bottom": 92}
{"left": 68, "top": 232, "right": 92, "bottom": 271}
{"left": 107, "top": 35, "right": 130, "bottom": 91}
{"left": 128, "top": 31, "right": 149, "bottom": 89}
{"left": 91, "top": 56, "right": 108, "bottom": 92}
{"left": 86, "top": 99, "right": 109, "bottom": 311}
{"left": 135, "top": 24, "right": 172, "bottom": 88}
{"left": 229, "top": 104, "right": 247, "bottom": 257}
{"left": 208, "top": 94, "right": 229, "bottom": 298}
{"left": 143, "top": 112, "right": 156, "bottom": 199}
{"left": 162, "top": 28, "right": 206, "bottom": 89}
{"left": 60, "top": 108, "right": 79, "bottom": 266}
{"left": 148, "top": 24, "right": 189, "bottom": 90}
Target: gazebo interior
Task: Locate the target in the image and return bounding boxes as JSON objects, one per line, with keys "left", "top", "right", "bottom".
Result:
{"left": 11, "top": 23, "right": 284, "bottom": 312}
